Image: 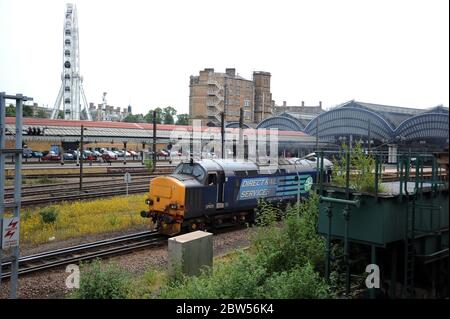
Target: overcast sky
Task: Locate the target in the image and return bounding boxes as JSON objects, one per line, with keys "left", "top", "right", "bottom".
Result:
{"left": 0, "top": 0, "right": 448, "bottom": 116}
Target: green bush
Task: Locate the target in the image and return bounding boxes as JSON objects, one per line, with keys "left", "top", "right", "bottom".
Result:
{"left": 262, "top": 263, "right": 332, "bottom": 298}
{"left": 39, "top": 206, "right": 58, "bottom": 224}
{"left": 159, "top": 251, "right": 267, "bottom": 299}
{"left": 72, "top": 259, "right": 129, "bottom": 299}
{"left": 253, "top": 194, "right": 325, "bottom": 274}
{"left": 331, "top": 141, "right": 383, "bottom": 193}
{"left": 157, "top": 195, "right": 331, "bottom": 299}
{"left": 144, "top": 159, "right": 153, "bottom": 173}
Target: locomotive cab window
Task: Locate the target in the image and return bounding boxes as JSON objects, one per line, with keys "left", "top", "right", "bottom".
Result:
{"left": 174, "top": 163, "right": 205, "bottom": 182}
{"left": 207, "top": 173, "right": 217, "bottom": 186}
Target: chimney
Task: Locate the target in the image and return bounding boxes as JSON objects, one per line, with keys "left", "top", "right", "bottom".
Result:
{"left": 301, "top": 101, "right": 305, "bottom": 106}
{"left": 319, "top": 101, "right": 322, "bottom": 109}
{"left": 226, "top": 68, "right": 236, "bottom": 77}
{"left": 283, "top": 101, "right": 287, "bottom": 107}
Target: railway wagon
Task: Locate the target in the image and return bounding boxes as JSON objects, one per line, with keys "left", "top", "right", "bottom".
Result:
{"left": 141, "top": 159, "right": 320, "bottom": 235}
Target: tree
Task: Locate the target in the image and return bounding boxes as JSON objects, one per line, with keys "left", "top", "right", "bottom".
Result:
{"left": 176, "top": 113, "right": 189, "bottom": 125}
{"left": 123, "top": 113, "right": 145, "bottom": 123}
{"left": 163, "top": 106, "right": 177, "bottom": 124}
{"left": 6, "top": 104, "right": 15, "bottom": 117}
{"left": 58, "top": 110, "right": 64, "bottom": 119}
{"left": 123, "top": 114, "right": 138, "bottom": 122}
{"left": 144, "top": 108, "right": 163, "bottom": 124}
{"left": 23, "top": 105, "right": 34, "bottom": 117}
{"left": 36, "top": 109, "right": 47, "bottom": 118}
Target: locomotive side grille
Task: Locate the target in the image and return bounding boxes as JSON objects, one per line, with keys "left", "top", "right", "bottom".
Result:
{"left": 186, "top": 188, "right": 203, "bottom": 212}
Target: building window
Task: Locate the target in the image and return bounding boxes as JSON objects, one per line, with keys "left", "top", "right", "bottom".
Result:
{"left": 244, "top": 100, "right": 250, "bottom": 107}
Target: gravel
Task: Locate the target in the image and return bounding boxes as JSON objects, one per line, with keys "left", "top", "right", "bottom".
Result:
{"left": 0, "top": 226, "right": 257, "bottom": 299}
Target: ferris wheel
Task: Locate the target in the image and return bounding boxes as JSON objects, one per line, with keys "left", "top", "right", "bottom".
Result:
{"left": 51, "top": 3, "right": 91, "bottom": 121}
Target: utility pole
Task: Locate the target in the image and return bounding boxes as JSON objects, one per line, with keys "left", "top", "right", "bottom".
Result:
{"left": 123, "top": 141, "right": 127, "bottom": 165}
{"left": 316, "top": 116, "right": 319, "bottom": 151}
{"left": 223, "top": 82, "right": 228, "bottom": 120}
{"left": 239, "top": 108, "right": 244, "bottom": 160}
{"left": 368, "top": 120, "right": 372, "bottom": 153}
{"left": 79, "top": 125, "right": 85, "bottom": 191}
{"left": 1, "top": 93, "right": 33, "bottom": 299}
{"left": 152, "top": 110, "right": 157, "bottom": 172}
{"left": 221, "top": 112, "right": 225, "bottom": 158}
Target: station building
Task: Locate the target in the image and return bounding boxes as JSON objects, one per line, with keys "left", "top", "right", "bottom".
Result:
{"left": 3, "top": 117, "right": 318, "bottom": 156}
{"left": 4, "top": 100, "right": 448, "bottom": 159}
{"left": 257, "top": 100, "right": 449, "bottom": 154}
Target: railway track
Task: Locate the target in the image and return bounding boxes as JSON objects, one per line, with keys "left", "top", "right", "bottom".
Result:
{"left": 3, "top": 175, "right": 158, "bottom": 207}
{"left": 4, "top": 176, "right": 154, "bottom": 198}
{"left": 18, "top": 185, "right": 150, "bottom": 206}
{"left": 0, "top": 231, "right": 167, "bottom": 279}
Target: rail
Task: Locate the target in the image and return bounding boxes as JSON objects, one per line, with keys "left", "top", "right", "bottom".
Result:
{"left": 0, "top": 231, "right": 166, "bottom": 278}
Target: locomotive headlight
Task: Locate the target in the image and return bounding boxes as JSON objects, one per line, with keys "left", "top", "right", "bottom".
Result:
{"left": 145, "top": 199, "right": 153, "bottom": 205}
{"left": 170, "top": 203, "right": 178, "bottom": 209}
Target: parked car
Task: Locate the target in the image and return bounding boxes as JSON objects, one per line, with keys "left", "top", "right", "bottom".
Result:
{"left": 42, "top": 151, "right": 61, "bottom": 161}
{"left": 102, "top": 151, "right": 118, "bottom": 161}
{"left": 92, "top": 150, "right": 102, "bottom": 158}
{"left": 83, "top": 150, "right": 95, "bottom": 160}
{"left": 32, "top": 151, "right": 43, "bottom": 158}
{"left": 288, "top": 153, "right": 333, "bottom": 170}
{"left": 129, "top": 150, "right": 138, "bottom": 157}
{"left": 158, "top": 150, "right": 169, "bottom": 157}
{"left": 169, "top": 150, "right": 182, "bottom": 157}
{"left": 63, "top": 153, "right": 74, "bottom": 160}
{"left": 23, "top": 148, "right": 33, "bottom": 158}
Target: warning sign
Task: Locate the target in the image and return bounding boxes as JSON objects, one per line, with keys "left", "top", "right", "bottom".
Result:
{"left": 2, "top": 217, "right": 20, "bottom": 249}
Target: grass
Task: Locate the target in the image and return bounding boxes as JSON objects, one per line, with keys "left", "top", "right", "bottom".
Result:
{"left": 20, "top": 194, "right": 152, "bottom": 245}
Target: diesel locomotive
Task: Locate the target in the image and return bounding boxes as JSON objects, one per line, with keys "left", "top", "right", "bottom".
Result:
{"left": 140, "top": 159, "right": 321, "bottom": 236}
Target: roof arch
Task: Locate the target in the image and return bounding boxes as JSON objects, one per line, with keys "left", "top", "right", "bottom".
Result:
{"left": 225, "top": 121, "right": 251, "bottom": 129}
{"left": 277, "top": 112, "right": 308, "bottom": 129}
{"left": 256, "top": 115, "right": 304, "bottom": 131}
{"left": 304, "top": 107, "right": 394, "bottom": 141}
{"left": 394, "top": 113, "right": 449, "bottom": 141}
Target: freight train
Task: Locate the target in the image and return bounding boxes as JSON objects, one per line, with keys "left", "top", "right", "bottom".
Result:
{"left": 141, "top": 159, "right": 327, "bottom": 236}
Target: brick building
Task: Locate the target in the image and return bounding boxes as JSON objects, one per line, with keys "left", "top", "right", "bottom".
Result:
{"left": 189, "top": 68, "right": 273, "bottom": 126}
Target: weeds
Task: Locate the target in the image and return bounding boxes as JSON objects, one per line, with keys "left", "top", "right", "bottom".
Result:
{"left": 331, "top": 141, "right": 384, "bottom": 193}
{"left": 70, "top": 259, "right": 129, "bottom": 299}
{"left": 20, "top": 194, "right": 152, "bottom": 244}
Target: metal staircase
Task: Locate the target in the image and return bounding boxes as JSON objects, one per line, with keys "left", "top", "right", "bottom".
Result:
{"left": 402, "top": 154, "right": 448, "bottom": 297}
{"left": 207, "top": 79, "right": 224, "bottom": 125}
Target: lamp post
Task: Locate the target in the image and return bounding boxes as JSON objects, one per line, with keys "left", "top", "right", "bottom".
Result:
{"left": 79, "top": 125, "right": 87, "bottom": 191}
